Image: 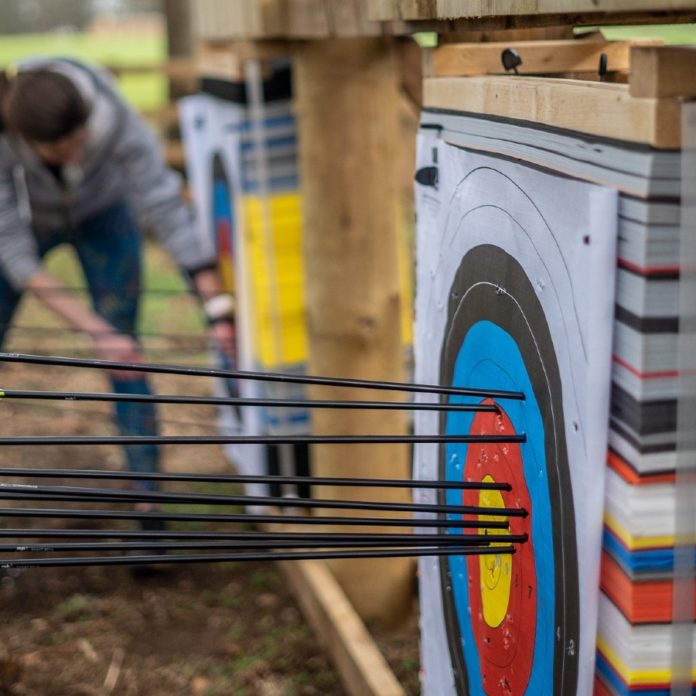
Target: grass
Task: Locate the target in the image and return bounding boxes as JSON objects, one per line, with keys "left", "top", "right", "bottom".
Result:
{"left": 54, "top": 593, "right": 94, "bottom": 623}
{"left": 599, "top": 23, "right": 696, "bottom": 43}
{"left": 0, "top": 31, "right": 167, "bottom": 110}
{"left": 42, "top": 242, "right": 206, "bottom": 340}
{"left": 416, "top": 23, "right": 696, "bottom": 47}
{"left": 0, "top": 30, "right": 202, "bottom": 347}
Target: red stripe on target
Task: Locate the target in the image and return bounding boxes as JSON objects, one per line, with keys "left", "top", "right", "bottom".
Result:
{"left": 463, "top": 400, "right": 536, "bottom": 694}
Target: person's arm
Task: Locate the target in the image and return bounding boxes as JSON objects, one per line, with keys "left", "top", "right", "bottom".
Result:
{"left": 190, "top": 267, "right": 236, "bottom": 359}
{"left": 25, "top": 269, "right": 143, "bottom": 364}
{"left": 111, "top": 106, "right": 236, "bottom": 358}
{"left": 0, "top": 155, "right": 143, "bottom": 372}
{"left": 0, "top": 154, "right": 42, "bottom": 288}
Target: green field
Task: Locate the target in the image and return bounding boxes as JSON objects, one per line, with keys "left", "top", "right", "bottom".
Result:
{"left": 415, "top": 23, "right": 696, "bottom": 47}
{"left": 0, "top": 30, "right": 202, "bottom": 344}
{"left": 600, "top": 23, "right": 696, "bottom": 43}
{"left": 0, "top": 31, "right": 167, "bottom": 110}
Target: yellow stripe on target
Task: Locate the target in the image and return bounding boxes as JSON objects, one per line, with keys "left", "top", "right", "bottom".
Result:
{"left": 478, "top": 473, "right": 512, "bottom": 628}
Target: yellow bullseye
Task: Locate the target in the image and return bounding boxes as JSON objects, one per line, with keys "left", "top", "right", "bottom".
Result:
{"left": 478, "top": 473, "right": 512, "bottom": 628}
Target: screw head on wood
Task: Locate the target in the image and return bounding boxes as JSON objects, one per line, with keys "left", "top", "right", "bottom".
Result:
{"left": 501, "top": 48, "right": 523, "bottom": 74}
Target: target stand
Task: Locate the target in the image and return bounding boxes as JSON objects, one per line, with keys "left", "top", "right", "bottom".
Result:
{"left": 437, "top": 248, "right": 579, "bottom": 695}
{"left": 414, "top": 121, "right": 617, "bottom": 694}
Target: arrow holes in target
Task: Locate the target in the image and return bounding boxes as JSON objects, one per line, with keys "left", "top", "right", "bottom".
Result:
{"left": 460, "top": 400, "right": 536, "bottom": 694}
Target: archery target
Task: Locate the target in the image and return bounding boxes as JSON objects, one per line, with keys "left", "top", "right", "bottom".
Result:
{"left": 211, "top": 152, "right": 242, "bottom": 413}
{"left": 439, "top": 247, "right": 578, "bottom": 694}
{"left": 212, "top": 152, "right": 237, "bottom": 299}
{"left": 179, "top": 94, "right": 267, "bottom": 494}
{"left": 414, "top": 137, "right": 617, "bottom": 695}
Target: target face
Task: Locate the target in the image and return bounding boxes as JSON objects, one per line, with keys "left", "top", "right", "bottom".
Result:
{"left": 211, "top": 153, "right": 241, "bottom": 406}
{"left": 462, "top": 403, "right": 536, "bottom": 693}
{"left": 438, "top": 245, "right": 579, "bottom": 694}
{"left": 414, "top": 138, "right": 617, "bottom": 696}
{"left": 211, "top": 152, "right": 237, "bottom": 299}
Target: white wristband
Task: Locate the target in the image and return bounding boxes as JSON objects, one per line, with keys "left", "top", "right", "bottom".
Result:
{"left": 204, "top": 294, "right": 235, "bottom": 322}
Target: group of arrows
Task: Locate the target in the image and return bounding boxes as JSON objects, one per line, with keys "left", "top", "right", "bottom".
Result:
{"left": 0, "top": 339, "right": 529, "bottom": 570}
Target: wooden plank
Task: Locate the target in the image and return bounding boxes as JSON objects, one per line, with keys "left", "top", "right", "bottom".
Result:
{"left": 278, "top": 558, "right": 407, "bottom": 696}
{"left": 105, "top": 58, "right": 195, "bottom": 82}
{"left": 196, "top": 47, "right": 246, "bottom": 81}
{"left": 196, "top": 40, "right": 291, "bottom": 80}
{"left": 433, "top": 38, "right": 661, "bottom": 77}
{"left": 439, "top": 26, "right": 576, "bottom": 42}
{"left": 141, "top": 102, "right": 179, "bottom": 129}
{"left": 424, "top": 75, "right": 682, "bottom": 147}
{"left": 285, "top": 0, "right": 331, "bottom": 37}
{"left": 192, "top": 0, "right": 400, "bottom": 39}
{"left": 370, "top": 0, "right": 435, "bottom": 19}
{"left": 192, "top": 0, "right": 283, "bottom": 40}
{"left": 295, "top": 37, "right": 414, "bottom": 623}
{"left": 164, "top": 140, "right": 185, "bottom": 169}
{"left": 439, "top": 0, "right": 696, "bottom": 15}
{"left": 629, "top": 45, "right": 696, "bottom": 98}
{"left": 370, "top": 0, "right": 696, "bottom": 19}
{"left": 331, "top": 0, "right": 383, "bottom": 38}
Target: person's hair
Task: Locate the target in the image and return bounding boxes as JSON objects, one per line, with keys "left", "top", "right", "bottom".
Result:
{"left": 0, "top": 68, "right": 89, "bottom": 142}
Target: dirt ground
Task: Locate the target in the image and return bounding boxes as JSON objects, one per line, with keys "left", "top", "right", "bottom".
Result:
{"left": 0, "top": 348, "right": 421, "bottom": 695}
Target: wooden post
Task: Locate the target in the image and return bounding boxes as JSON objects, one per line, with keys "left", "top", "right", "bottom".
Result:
{"left": 295, "top": 37, "right": 413, "bottom": 625}
{"left": 629, "top": 45, "right": 696, "bottom": 98}
{"left": 164, "top": 0, "right": 193, "bottom": 100}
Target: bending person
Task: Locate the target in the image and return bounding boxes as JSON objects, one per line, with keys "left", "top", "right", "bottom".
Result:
{"left": 0, "top": 58, "right": 234, "bottom": 508}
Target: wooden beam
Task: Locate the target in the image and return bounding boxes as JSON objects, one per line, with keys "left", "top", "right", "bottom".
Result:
{"left": 278, "top": 558, "right": 406, "bottom": 696}
{"left": 439, "top": 0, "right": 696, "bottom": 15}
{"left": 105, "top": 59, "right": 193, "bottom": 78}
{"left": 432, "top": 38, "right": 661, "bottom": 78}
{"left": 196, "top": 40, "right": 291, "bottom": 80}
{"left": 424, "top": 75, "right": 682, "bottom": 148}
{"left": 191, "top": 0, "right": 403, "bottom": 40}
{"left": 141, "top": 102, "right": 180, "bottom": 129}
{"left": 370, "top": 0, "right": 696, "bottom": 20}
{"left": 438, "top": 25, "right": 576, "bottom": 42}
{"left": 370, "top": 0, "right": 433, "bottom": 19}
{"left": 295, "top": 37, "right": 414, "bottom": 624}
{"left": 629, "top": 45, "right": 696, "bottom": 98}
{"left": 164, "top": 140, "right": 186, "bottom": 170}
{"left": 164, "top": 0, "right": 194, "bottom": 107}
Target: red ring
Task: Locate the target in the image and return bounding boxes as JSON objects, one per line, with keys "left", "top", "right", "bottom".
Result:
{"left": 462, "top": 399, "right": 536, "bottom": 694}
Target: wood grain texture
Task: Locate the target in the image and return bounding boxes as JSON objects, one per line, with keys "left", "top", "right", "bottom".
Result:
{"left": 432, "top": 38, "right": 661, "bottom": 77}
{"left": 370, "top": 0, "right": 696, "bottom": 19}
{"left": 278, "top": 557, "right": 406, "bottom": 696}
{"left": 196, "top": 40, "right": 291, "bottom": 80}
{"left": 629, "top": 45, "right": 696, "bottom": 98}
{"left": 192, "top": 0, "right": 392, "bottom": 39}
{"left": 295, "top": 38, "right": 414, "bottom": 624}
{"left": 424, "top": 75, "right": 682, "bottom": 147}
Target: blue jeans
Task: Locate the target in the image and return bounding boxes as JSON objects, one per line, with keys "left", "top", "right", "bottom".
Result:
{"left": 0, "top": 201, "right": 160, "bottom": 491}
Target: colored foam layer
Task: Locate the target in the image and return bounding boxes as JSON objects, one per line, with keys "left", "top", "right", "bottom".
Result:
{"left": 417, "top": 106, "right": 695, "bottom": 694}
{"left": 242, "top": 191, "right": 308, "bottom": 369}
{"left": 600, "top": 551, "right": 696, "bottom": 624}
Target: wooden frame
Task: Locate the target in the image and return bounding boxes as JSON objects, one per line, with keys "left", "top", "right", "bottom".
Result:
{"left": 430, "top": 37, "right": 661, "bottom": 78}
{"left": 369, "top": 0, "right": 696, "bottom": 21}
{"left": 425, "top": 44, "right": 696, "bottom": 149}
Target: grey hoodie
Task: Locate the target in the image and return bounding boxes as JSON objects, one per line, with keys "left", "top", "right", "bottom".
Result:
{"left": 0, "top": 58, "right": 214, "bottom": 289}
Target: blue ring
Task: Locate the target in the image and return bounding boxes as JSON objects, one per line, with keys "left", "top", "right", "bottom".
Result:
{"left": 444, "top": 319, "right": 554, "bottom": 694}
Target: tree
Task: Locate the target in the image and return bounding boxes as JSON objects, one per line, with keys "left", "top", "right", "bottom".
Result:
{"left": 0, "top": 0, "right": 95, "bottom": 33}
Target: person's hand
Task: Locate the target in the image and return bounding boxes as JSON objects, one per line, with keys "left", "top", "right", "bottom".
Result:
{"left": 91, "top": 330, "right": 145, "bottom": 378}
{"left": 209, "top": 319, "right": 236, "bottom": 365}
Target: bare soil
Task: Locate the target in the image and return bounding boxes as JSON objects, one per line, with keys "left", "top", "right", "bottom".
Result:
{"left": 0, "top": 353, "right": 421, "bottom": 695}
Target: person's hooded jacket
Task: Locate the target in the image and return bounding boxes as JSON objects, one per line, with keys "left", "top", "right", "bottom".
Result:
{"left": 0, "top": 57, "right": 213, "bottom": 289}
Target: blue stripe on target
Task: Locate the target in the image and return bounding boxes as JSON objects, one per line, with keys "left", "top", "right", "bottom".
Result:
{"left": 444, "top": 319, "right": 554, "bottom": 694}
